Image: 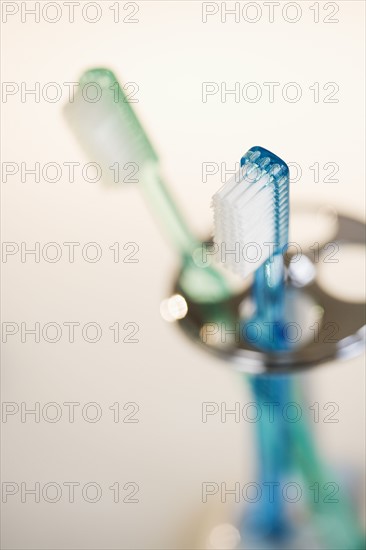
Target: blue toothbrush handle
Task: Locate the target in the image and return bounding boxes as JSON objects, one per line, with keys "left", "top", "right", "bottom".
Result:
{"left": 243, "top": 375, "right": 293, "bottom": 539}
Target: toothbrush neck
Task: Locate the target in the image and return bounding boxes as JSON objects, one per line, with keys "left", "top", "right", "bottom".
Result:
{"left": 252, "top": 253, "right": 287, "bottom": 346}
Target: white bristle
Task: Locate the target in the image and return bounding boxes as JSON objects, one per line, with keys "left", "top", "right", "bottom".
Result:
{"left": 213, "top": 164, "right": 277, "bottom": 278}
{"left": 64, "top": 79, "right": 156, "bottom": 185}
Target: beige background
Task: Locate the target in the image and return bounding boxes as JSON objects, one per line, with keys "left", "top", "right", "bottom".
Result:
{"left": 1, "top": 1, "right": 365, "bottom": 549}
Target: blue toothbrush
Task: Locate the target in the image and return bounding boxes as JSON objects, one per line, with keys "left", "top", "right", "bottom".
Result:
{"left": 213, "top": 147, "right": 292, "bottom": 541}
{"left": 213, "top": 146, "right": 365, "bottom": 548}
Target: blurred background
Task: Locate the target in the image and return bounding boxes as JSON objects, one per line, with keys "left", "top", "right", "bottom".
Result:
{"left": 1, "top": 1, "right": 365, "bottom": 548}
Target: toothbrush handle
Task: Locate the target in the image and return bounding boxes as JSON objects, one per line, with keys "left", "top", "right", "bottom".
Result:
{"left": 246, "top": 375, "right": 293, "bottom": 538}
{"left": 253, "top": 255, "right": 286, "bottom": 335}
{"left": 142, "top": 167, "right": 200, "bottom": 257}
{"left": 248, "top": 376, "right": 366, "bottom": 548}
{"left": 245, "top": 256, "right": 295, "bottom": 537}
{"left": 142, "top": 167, "right": 233, "bottom": 303}
{"left": 289, "top": 383, "right": 366, "bottom": 549}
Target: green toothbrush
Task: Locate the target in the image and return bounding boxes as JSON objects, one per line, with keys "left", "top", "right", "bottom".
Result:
{"left": 64, "top": 68, "right": 232, "bottom": 304}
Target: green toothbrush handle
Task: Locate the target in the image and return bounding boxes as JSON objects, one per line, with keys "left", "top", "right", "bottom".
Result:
{"left": 142, "top": 167, "right": 199, "bottom": 257}
{"left": 142, "top": 168, "right": 232, "bottom": 303}
{"left": 290, "top": 386, "right": 366, "bottom": 549}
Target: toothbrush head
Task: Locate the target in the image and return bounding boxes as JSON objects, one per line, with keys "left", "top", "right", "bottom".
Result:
{"left": 213, "top": 146, "right": 289, "bottom": 278}
{"left": 64, "top": 68, "right": 158, "bottom": 183}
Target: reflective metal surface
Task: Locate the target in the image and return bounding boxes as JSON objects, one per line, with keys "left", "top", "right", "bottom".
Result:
{"left": 171, "top": 208, "right": 366, "bottom": 373}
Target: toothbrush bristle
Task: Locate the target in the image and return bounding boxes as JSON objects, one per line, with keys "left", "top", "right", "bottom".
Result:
{"left": 64, "top": 69, "right": 157, "bottom": 184}
{"left": 213, "top": 147, "right": 289, "bottom": 278}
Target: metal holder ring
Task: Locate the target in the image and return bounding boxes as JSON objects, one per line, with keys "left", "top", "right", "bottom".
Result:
{"left": 172, "top": 206, "right": 365, "bottom": 374}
